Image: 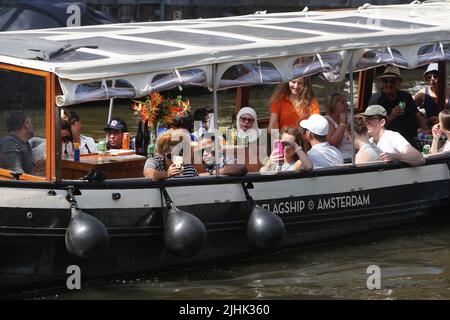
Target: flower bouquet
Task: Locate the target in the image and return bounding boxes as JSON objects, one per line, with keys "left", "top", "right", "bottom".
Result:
{"left": 131, "top": 92, "right": 191, "bottom": 130}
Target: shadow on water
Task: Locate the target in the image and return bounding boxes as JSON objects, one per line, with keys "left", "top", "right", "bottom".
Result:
{"left": 4, "top": 209, "right": 450, "bottom": 300}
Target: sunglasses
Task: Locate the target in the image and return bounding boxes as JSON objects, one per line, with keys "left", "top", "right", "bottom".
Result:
{"left": 382, "top": 78, "right": 398, "bottom": 85}
{"left": 240, "top": 117, "right": 255, "bottom": 123}
{"left": 61, "top": 135, "right": 72, "bottom": 143}
{"left": 281, "top": 141, "right": 295, "bottom": 149}
{"left": 425, "top": 73, "right": 438, "bottom": 80}
{"left": 364, "top": 116, "right": 382, "bottom": 122}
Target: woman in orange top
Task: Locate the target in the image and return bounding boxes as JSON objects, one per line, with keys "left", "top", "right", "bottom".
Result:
{"left": 268, "top": 77, "right": 320, "bottom": 132}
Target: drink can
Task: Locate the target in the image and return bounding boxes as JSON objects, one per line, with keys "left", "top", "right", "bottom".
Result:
{"left": 399, "top": 101, "right": 406, "bottom": 110}
{"left": 122, "top": 132, "right": 130, "bottom": 149}
{"left": 98, "top": 140, "right": 107, "bottom": 154}
{"left": 422, "top": 144, "right": 430, "bottom": 155}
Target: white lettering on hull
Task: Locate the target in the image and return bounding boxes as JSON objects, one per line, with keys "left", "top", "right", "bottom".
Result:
{"left": 261, "top": 194, "right": 370, "bottom": 215}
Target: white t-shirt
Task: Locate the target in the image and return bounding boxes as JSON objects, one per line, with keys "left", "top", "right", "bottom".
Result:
{"left": 66, "top": 135, "right": 98, "bottom": 155}
{"left": 442, "top": 141, "right": 450, "bottom": 152}
{"left": 307, "top": 142, "right": 344, "bottom": 168}
{"left": 371, "top": 130, "right": 410, "bottom": 153}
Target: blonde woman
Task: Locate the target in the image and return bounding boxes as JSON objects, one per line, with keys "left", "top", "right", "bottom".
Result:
{"left": 268, "top": 77, "right": 320, "bottom": 132}
{"left": 325, "top": 93, "right": 353, "bottom": 162}
{"left": 430, "top": 110, "right": 450, "bottom": 154}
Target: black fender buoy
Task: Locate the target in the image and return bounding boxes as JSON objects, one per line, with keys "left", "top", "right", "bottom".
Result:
{"left": 65, "top": 208, "right": 109, "bottom": 259}
{"left": 164, "top": 207, "right": 207, "bottom": 257}
{"left": 242, "top": 182, "right": 285, "bottom": 251}
{"left": 161, "top": 187, "right": 207, "bottom": 257}
{"left": 247, "top": 205, "right": 285, "bottom": 251}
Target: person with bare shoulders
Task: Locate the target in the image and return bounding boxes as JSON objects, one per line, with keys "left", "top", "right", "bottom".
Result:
{"left": 325, "top": 93, "right": 352, "bottom": 162}
{"left": 350, "top": 114, "right": 382, "bottom": 164}
{"left": 430, "top": 110, "right": 450, "bottom": 154}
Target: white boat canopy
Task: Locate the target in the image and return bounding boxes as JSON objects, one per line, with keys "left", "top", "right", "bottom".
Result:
{"left": 1, "top": 0, "right": 450, "bottom": 106}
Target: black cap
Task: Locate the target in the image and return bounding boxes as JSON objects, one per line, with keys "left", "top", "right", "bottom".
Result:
{"left": 104, "top": 118, "right": 128, "bottom": 132}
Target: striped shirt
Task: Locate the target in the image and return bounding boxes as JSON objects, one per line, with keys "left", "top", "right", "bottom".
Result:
{"left": 144, "top": 155, "right": 199, "bottom": 178}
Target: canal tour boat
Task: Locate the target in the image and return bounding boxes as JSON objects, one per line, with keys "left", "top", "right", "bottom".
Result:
{"left": 1, "top": 1, "right": 450, "bottom": 291}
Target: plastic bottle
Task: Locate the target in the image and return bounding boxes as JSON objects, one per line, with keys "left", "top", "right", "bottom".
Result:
{"left": 73, "top": 142, "right": 80, "bottom": 162}
{"left": 422, "top": 144, "right": 430, "bottom": 155}
{"left": 147, "top": 127, "right": 156, "bottom": 157}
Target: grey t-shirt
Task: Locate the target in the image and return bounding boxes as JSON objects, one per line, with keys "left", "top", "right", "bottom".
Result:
{"left": 0, "top": 134, "right": 33, "bottom": 174}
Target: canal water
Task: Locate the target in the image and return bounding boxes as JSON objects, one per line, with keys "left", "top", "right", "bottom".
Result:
{"left": 28, "top": 210, "right": 449, "bottom": 300}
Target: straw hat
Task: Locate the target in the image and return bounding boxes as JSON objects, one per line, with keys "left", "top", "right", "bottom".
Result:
{"left": 379, "top": 66, "right": 402, "bottom": 80}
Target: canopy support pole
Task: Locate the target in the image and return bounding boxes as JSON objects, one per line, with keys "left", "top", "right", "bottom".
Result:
{"left": 438, "top": 61, "right": 447, "bottom": 111}
{"left": 349, "top": 52, "right": 356, "bottom": 166}
{"left": 212, "top": 64, "right": 220, "bottom": 177}
{"left": 107, "top": 98, "right": 114, "bottom": 124}
{"left": 106, "top": 80, "right": 116, "bottom": 141}
{"left": 356, "top": 69, "right": 375, "bottom": 111}
{"left": 236, "top": 87, "right": 250, "bottom": 113}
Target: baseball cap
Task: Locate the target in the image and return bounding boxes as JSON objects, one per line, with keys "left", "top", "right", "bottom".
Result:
{"left": 424, "top": 63, "right": 438, "bottom": 76}
{"left": 379, "top": 66, "right": 402, "bottom": 79}
{"left": 104, "top": 118, "right": 128, "bottom": 132}
{"left": 360, "top": 105, "right": 387, "bottom": 117}
{"left": 300, "top": 114, "right": 329, "bottom": 136}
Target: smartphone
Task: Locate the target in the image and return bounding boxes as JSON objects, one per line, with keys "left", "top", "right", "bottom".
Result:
{"left": 173, "top": 155, "right": 183, "bottom": 169}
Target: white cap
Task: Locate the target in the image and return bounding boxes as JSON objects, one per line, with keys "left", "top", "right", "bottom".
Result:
{"left": 300, "top": 114, "right": 329, "bottom": 136}
{"left": 424, "top": 63, "right": 438, "bottom": 76}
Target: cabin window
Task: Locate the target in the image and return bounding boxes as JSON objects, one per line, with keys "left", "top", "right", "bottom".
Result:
{"left": 150, "top": 69, "right": 207, "bottom": 92}
{"left": 355, "top": 48, "right": 408, "bottom": 71}
{"left": 0, "top": 68, "right": 47, "bottom": 178}
{"left": 417, "top": 43, "right": 450, "bottom": 66}
{"left": 74, "top": 79, "right": 136, "bottom": 104}
{"left": 292, "top": 53, "right": 343, "bottom": 82}
{"left": 219, "top": 62, "right": 281, "bottom": 89}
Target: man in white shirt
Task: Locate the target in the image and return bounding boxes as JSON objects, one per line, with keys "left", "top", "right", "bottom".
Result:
{"left": 300, "top": 114, "right": 343, "bottom": 168}
{"left": 361, "top": 104, "right": 425, "bottom": 166}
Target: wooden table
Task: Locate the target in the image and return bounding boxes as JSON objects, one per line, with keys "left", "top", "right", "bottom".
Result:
{"left": 62, "top": 152, "right": 147, "bottom": 179}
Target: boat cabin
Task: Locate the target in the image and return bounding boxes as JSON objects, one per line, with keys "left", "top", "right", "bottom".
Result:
{"left": 1, "top": 1, "right": 450, "bottom": 182}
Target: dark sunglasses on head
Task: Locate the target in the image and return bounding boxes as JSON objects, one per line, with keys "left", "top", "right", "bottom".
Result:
{"left": 425, "top": 73, "right": 438, "bottom": 80}
{"left": 382, "top": 78, "right": 398, "bottom": 85}
{"left": 240, "top": 117, "right": 255, "bottom": 123}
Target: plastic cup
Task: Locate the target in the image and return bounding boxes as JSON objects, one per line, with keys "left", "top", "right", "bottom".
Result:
{"left": 422, "top": 144, "right": 430, "bottom": 155}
